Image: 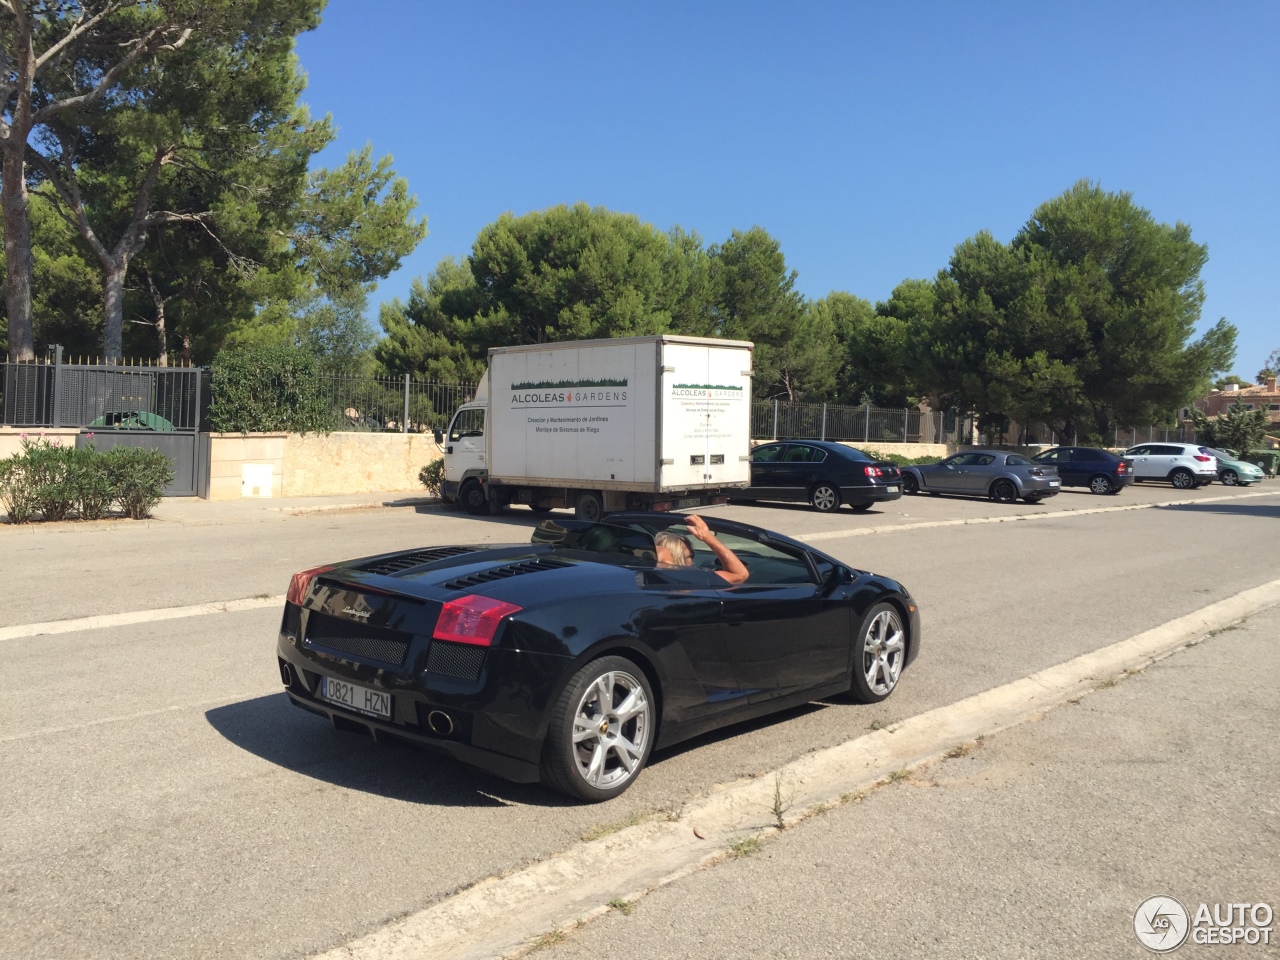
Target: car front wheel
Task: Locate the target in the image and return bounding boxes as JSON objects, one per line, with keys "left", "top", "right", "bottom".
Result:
{"left": 541, "top": 656, "right": 654, "bottom": 802}
{"left": 1089, "top": 475, "right": 1114, "bottom": 495}
{"left": 810, "top": 483, "right": 840, "bottom": 512}
{"left": 1170, "top": 469, "right": 1195, "bottom": 490}
{"left": 849, "top": 603, "right": 906, "bottom": 703}
{"left": 1221, "top": 470, "right": 1238, "bottom": 486}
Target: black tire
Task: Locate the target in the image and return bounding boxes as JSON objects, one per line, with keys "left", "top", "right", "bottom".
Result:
{"left": 459, "top": 479, "right": 488, "bottom": 515}
{"left": 849, "top": 602, "right": 907, "bottom": 704}
{"left": 540, "top": 655, "right": 655, "bottom": 802}
{"left": 901, "top": 473, "right": 919, "bottom": 495}
{"left": 574, "top": 491, "right": 604, "bottom": 522}
{"left": 1170, "top": 469, "right": 1195, "bottom": 490}
{"left": 810, "top": 483, "right": 840, "bottom": 512}
{"left": 990, "top": 478, "right": 1018, "bottom": 503}
{"left": 1221, "top": 471, "right": 1239, "bottom": 486}
{"left": 1088, "top": 474, "right": 1114, "bottom": 495}
{"left": 849, "top": 502, "right": 874, "bottom": 512}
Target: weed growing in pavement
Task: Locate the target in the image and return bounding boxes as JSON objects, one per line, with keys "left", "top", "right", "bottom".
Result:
{"left": 580, "top": 805, "right": 677, "bottom": 842}
{"left": 528, "top": 929, "right": 570, "bottom": 952}
{"left": 944, "top": 740, "right": 980, "bottom": 760}
{"left": 841, "top": 789, "right": 867, "bottom": 804}
{"left": 770, "top": 773, "right": 798, "bottom": 830}
{"left": 608, "top": 897, "right": 634, "bottom": 916}
{"left": 886, "top": 768, "right": 911, "bottom": 783}
{"left": 727, "top": 835, "right": 763, "bottom": 859}
{"left": 1095, "top": 677, "right": 1119, "bottom": 690}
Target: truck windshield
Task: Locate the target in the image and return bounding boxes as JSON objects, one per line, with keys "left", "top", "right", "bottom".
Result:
{"left": 531, "top": 520, "right": 657, "bottom": 560}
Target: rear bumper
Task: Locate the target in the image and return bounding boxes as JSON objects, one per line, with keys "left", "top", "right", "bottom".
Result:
{"left": 1021, "top": 478, "right": 1061, "bottom": 496}
{"left": 840, "top": 483, "right": 903, "bottom": 503}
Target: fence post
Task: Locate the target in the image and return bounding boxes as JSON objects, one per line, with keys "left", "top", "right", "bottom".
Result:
{"left": 52, "top": 344, "right": 63, "bottom": 429}
{"left": 820, "top": 403, "right": 827, "bottom": 440}
{"left": 864, "top": 404, "right": 870, "bottom": 442}
{"left": 402, "top": 374, "right": 410, "bottom": 434}
{"left": 772, "top": 398, "right": 778, "bottom": 440}
{"left": 903, "top": 407, "right": 909, "bottom": 443}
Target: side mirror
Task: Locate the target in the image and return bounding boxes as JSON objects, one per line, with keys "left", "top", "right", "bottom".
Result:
{"left": 433, "top": 428, "right": 444, "bottom": 444}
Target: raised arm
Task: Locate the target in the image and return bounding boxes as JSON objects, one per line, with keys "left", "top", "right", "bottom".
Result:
{"left": 684, "top": 515, "right": 749, "bottom": 585}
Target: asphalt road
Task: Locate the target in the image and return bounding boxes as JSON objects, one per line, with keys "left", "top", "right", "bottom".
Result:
{"left": 1, "top": 483, "right": 1277, "bottom": 959}
{"left": 536, "top": 603, "right": 1280, "bottom": 960}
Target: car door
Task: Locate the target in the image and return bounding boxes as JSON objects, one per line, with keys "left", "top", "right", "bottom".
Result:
{"left": 922, "top": 453, "right": 971, "bottom": 492}
{"left": 745, "top": 443, "right": 788, "bottom": 500}
{"left": 962, "top": 453, "right": 999, "bottom": 493}
{"left": 1127, "top": 445, "right": 1156, "bottom": 479}
{"left": 1148, "top": 444, "right": 1183, "bottom": 480}
{"left": 634, "top": 568, "right": 745, "bottom": 724}
{"left": 773, "top": 443, "right": 823, "bottom": 501}
{"left": 709, "top": 532, "right": 849, "bottom": 703}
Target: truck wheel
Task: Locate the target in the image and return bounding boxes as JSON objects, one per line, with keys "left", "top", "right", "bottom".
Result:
{"left": 574, "top": 491, "right": 604, "bottom": 522}
{"left": 459, "top": 479, "right": 488, "bottom": 516}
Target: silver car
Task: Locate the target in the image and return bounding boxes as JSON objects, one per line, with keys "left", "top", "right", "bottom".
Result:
{"left": 900, "top": 451, "right": 1061, "bottom": 503}
{"left": 1124, "top": 443, "right": 1217, "bottom": 489}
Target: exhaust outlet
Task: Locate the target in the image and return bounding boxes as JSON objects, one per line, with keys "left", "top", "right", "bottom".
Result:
{"left": 427, "top": 710, "right": 455, "bottom": 736}
{"left": 279, "top": 660, "right": 293, "bottom": 687}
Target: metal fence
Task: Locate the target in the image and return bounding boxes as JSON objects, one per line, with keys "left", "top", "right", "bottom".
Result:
{"left": 318, "top": 374, "right": 478, "bottom": 433}
{"left": 1004, "top": 422, "right": 1197, "bottom": 449}
{"left": 1, "top": 352, "right": 204, "bottom": 431}
{"left": 751, "top": 400, "right": 968, "bottom": 444}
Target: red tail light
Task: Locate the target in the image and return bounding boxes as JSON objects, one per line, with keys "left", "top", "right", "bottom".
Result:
{"left": 433, "top": 595, "right": 523, "bottom": 646}
{"left": 287, "top": 564, "right": 337, "bottom": 605}
{"left": 1193, "top": 455, "right": 1212, "bottom": 462}
{"left": 1117, "top": 462, "right": 1127, "bottom": 473}
{"left": 864, "top": 466, "right": 882, "bottom": 477}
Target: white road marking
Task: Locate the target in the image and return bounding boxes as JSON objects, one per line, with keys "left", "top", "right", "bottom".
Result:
{"left": 801, "top": 487, "right": 1276, "bottom": 543}
{"left": 310, "top": 577, "right": 1280, "bottom": 960}
{"left": 0, "top": 691, "right": 279, "bottom": 744}
{"left": 0, "top": 595, "right": 286, "bottom": 642}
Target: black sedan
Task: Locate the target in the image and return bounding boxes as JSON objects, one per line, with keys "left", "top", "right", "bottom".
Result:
{"left": 1030, "top": 446, "right": 1134, "bottom": 495}
{"left": 736, "top": 440, "right": 904, "bottom": 512}
{"left": 276, "top": 514, "right": 920, "bottom": 801}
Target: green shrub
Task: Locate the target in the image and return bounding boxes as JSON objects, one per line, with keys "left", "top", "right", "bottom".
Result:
{"left": 863, "top": 448, "right": 944, "bottom": 467}
{"left": 72, "top": 443, "right": 116, "bottom": 520}
{"left": 20, "top": 437, "right": 77, "bottom": 521}
{"left": 103, "top": 447, "right": 174, "bottom": 519}
{"left": 0, "top": 452, "right": 39, "bottom": 523}
{"left": 418, "top": 457, "right": 445, "bottom": 496}
{"left": 208, "top": 344, "right": 337, "bottom": 434}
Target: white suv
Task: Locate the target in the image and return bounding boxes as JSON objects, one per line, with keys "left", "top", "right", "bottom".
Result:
{"left": 1124, "top": 443, "right": 1217, "bottom": 489}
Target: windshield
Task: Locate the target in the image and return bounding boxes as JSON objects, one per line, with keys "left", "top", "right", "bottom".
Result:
{"left": 1203, "top": 448, "right": 1231, "bottom": 461}
{"left": 530, "top": 520, "right": 657, "bottom": 560}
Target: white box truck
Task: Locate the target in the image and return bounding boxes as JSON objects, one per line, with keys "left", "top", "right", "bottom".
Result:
{"left": 438, "top": 335, "right": 754, "bottom": 519}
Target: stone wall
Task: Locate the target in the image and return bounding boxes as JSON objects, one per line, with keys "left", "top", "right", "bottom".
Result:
{"left": 201, "top": 431, "right": 441, "bottom": 500}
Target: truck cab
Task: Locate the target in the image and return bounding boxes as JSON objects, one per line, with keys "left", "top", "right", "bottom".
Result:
{"left": 439, "top": 402, "right": 488, "bottom": 511}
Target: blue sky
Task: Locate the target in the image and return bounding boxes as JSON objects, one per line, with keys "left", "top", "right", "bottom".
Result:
{"left": 294, "top": 2, "right": 1279, "bottom": 380}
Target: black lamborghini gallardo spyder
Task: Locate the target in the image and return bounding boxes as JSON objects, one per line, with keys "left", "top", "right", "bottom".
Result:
{"left": 277, "top": 513, "right": 920, "bottom": 801}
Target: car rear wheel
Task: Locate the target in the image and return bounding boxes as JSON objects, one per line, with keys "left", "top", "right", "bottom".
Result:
{"left": 459, "top": 479, "right": 488, "bottom": 516}
{"left": 810, "top": 483, "right": 840, "bottom": 512}
{"left": 902, "top": 473, "right": 919, "bottom": 495}
{"left": 990, "top": 479, "right": 1018, "bottom": 503}
{"left": 1088, "top": 475, "right": 1114, "bottom": 495}
{"left": 1170, "top": 469, "right": 1195, "bottom": 490}
{"left": 849, "top": 603, "right": 906, "bottom": 704}
{"left": 574, "top": 491, "right": 604, "bottom": 521}
{"left": 1221, "top": 470, "right": 1239, "bottom": 486}
{"left": 541, "top": 656, "right": 654, "bottom": 802}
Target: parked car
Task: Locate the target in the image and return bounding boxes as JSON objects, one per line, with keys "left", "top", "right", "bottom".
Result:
{"left": 1029, "top": 446, "right": 1134, "bottom": 495}
{"left": 276, "top": 515, "right": 920, "bottom": 801}
{"left": 1124, "top": 443, "right": 1218, "bottom": 489}
{"left": 736, "top": 440, "right": 904, "bottom": 512}
{"left": 900, "top": 450, "right": 1060, "bottom": 503}
{"left": 1201, "top": 448, "right": 1265, "bottom": 486}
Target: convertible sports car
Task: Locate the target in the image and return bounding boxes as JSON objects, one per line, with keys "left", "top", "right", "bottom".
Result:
{"left": 276, "top": 513, "right": 921, "bottom": 801}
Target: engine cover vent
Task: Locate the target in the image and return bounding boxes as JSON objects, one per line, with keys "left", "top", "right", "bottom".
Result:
{"left": 442, "top": 558, "right": 573, "bottom": 591}
{"left": 359, "top": 546, "right": 478, "bottom": 576}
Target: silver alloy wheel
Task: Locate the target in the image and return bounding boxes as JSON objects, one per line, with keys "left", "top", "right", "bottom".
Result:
{"left": 862, "top": 608, "right": 905, "bottom": 697}
{"left": 1171, "top": 469, "right": 1194, "bottom": 489}
{"left": 1222, "top": 471, "right": 1238, "bottom": 486}
{"left": 570, "top": 669, "right": 651, "bottom": 792}
{"left": 811, "top": 484, "right": 839, "bottom": 512}
{"left": 1089, "top": 475, "right": 1113, "bottom": 495}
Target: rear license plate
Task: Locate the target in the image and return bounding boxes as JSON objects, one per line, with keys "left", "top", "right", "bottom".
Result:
{"left": 886, "top": 485, "right": 900, "bottom": 493}
{"left": 676, "top": 497, "right": 703, "bottom": 508}
{"left": 1049, "top": 480, "right": 1060, "bottom": 486}
{"left": 321, "top": 676, "right": 392, "bottom": 719}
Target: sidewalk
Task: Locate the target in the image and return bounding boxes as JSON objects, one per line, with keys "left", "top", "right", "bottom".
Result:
{"left": 152, "top": 488, "right": 441, "bottom": 524}
{"left": 537, "top": 604, "right": 1280, "bottom": 960}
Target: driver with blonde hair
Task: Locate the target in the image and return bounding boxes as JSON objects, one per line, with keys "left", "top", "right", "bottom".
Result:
{"left": 654, "top": 515, "right": 749, "bottom": 584}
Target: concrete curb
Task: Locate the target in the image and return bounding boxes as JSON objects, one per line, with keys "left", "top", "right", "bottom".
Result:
{"left": 310, "top": 577, "right": 1280, "bottom": 960}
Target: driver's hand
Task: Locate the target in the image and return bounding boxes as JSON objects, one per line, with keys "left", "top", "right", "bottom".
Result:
{"left": 685, "top": 514, "right": 714, "bottom": 543}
